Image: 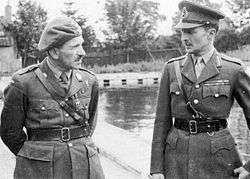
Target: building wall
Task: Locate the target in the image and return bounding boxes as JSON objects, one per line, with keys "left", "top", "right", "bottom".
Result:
{"left": 0, "top": 45, "right": 21, "bottom": 74}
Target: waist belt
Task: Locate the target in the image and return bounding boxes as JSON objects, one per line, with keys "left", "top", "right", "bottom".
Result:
{"left": 174, "top": 118, "right": 227, "bottom": 134}
{"left": 27, "top": 126, "right": 90, "bottom": 142}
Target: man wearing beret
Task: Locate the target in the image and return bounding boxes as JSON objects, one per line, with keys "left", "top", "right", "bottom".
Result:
{"left": 150, "top": 1, "right": 250, "bottom": 179}
{"left": 1, "top": 17, "right": 105, "bottom": 179}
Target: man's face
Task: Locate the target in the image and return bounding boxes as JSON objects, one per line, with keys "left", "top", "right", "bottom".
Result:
{"left": 57, "top": 36, "right": 85, "bottom": 70}
{"left": 181, "top": 26, "right": 211, "bottom": 55}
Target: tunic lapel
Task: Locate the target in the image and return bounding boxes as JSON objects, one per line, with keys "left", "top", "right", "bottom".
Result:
{"left": 66, "top": 70, "right": 85, "bottom": 98}
{"left": 181, "top": 54, "right": 197, "bottom": 83}
{"left": 39, "top": 59, "right": 67, "bottom": 97}
{"left": 197, "top": 51, "right": 220, "bottom": 84}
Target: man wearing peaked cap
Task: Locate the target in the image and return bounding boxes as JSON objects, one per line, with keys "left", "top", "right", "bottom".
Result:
{"left": 1, "top": 17, "right": 105, "bottom": 178}
{"left": 150, "top": 1, "right": 250, "bottom": 179}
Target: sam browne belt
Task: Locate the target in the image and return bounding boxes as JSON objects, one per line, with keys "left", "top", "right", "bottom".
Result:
{"left": 27, "top": 125, "right": 90, "bottom": 142}
{"left": 174, "top": 118, "right": 227, "bottom": 134}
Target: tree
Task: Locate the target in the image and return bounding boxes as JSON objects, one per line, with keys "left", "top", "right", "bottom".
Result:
{"left": 61, "top": 1, "right": 97, "bottom": 52}
{"left": 226, "top": 0, "right": 250, "bottom": 29}
{"left": 104, "top": 0, "right": 165, "bottom": 58}
{"left": 2, "top": 0, "right": 48, "bottom": 67}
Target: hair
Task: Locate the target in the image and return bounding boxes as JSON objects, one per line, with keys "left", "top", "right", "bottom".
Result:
{"left": 203, "top": 23, "right": 219, "bottom": 33}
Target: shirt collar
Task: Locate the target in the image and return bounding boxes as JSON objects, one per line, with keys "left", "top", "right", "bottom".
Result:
{"left": 47, "top": 58, "right": 72, "bottom": 80}
{"left": 191, "top": 47, "right": 215, "bottom": 65}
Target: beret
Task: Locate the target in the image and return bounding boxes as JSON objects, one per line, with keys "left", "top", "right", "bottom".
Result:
{"left": 38, "top": 17, "right": 82, "bottom": 52}
{"left": 175, "top": 0, "right": 225, "bottom": 29}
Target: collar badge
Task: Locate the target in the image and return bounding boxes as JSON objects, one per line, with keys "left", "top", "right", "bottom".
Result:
{"left": 75, "top": 73, "right": 83, "bottom": 82}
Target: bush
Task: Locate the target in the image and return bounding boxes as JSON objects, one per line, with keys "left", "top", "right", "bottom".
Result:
{"left": 87, "top": 60, "right": 165, "bottom": 73}
{"left": 239, "top": 26, "right": 250, "bottom": 46}
{"left": 215, "top": 29, "right": 240, "bottom": 53}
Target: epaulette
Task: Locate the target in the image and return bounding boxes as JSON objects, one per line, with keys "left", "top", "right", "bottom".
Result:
{"left": 79, "top": 67, "right": 95, "bottom": 76}
{"left": 167, "top": 54, "right": 187, "bottom": 64}
{"left": 220, "top": 54, "right": 242, "bottom": 66}
{"left": 15, "top": 64, "right": 39, "bottom": 75}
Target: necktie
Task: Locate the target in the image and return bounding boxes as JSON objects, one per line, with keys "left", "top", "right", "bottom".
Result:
{"left": 60, "top": 72, "right": 68, "bottom": 84}
{"left": 195, "top": 56, "right": 204, "bottom": 78}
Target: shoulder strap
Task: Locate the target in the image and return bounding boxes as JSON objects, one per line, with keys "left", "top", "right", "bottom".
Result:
{"left": 34, "top": 68, "right": 84, "bottom": 125}
{"left": 174, "top": 60, "right": 188, "bottom": 101}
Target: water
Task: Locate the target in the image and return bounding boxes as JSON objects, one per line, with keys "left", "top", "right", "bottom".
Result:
{"left": 99, "top": 87, "right": 250, "bottom": 161}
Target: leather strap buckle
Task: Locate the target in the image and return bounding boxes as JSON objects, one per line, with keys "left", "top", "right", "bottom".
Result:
{"left": 61, "top": 127, "right": 70, "bottom": 142}
{"left": 189, "top": 120, "right": 197, "bottom": 134}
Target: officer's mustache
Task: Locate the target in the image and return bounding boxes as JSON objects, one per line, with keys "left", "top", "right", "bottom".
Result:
{"left": 75, "top": 56, "right": 83, "bottom": 62}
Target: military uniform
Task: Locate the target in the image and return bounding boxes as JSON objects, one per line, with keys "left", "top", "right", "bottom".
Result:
{"left": 150, "top": 1, "right": 250, "bottom": 179}
{"left": 1, "top": 17, "right": 105, "bottom": 179}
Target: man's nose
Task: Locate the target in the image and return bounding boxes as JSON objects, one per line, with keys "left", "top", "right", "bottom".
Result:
{"left": 77, "top": 47, "right": 86, "bottom": 56}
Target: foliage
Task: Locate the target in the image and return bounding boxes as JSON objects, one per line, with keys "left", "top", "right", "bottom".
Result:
{"left": 1, "top": 0, "right": 48, "bottom": 67}
{"left": 104, "top": 0, "right": 165, "bottom": 52}
{"left": 226, "top": 0, "right": 250, "bottom": 28}
{"left": 61, "top": 1, "right": 97, "bottom": 52}
{"left": 225, "top": 45, "right": 250, "bottom": 61}
{"left": 87, "top": 60, "right": 165, "bottom": 73}
{"left": 239, "top": 26, "right": 250, "bottom": 46}
{"left": 215, "top": 29, "right": 240, "bottom": 52}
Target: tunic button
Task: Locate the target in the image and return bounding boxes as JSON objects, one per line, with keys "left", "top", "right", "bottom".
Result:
{"left": 65, "top": 113, "right": 69, "bottom": 117}
{"left": 175, "top": 91, "right": 180, "bottom": 95}
{"left": 214, "top": 93, "right": 219, "bottom": 98}
{"left": 41, "top": 106, "right": 46, "bottom": 111}
{"left": 195, "top": 84, "right": 200, "bottom": 89}
{"left": 65, "top": 98, "right": 69, "bottom": 101}
{"left": 68, "top": 143, "right": 73, "bottom": 147}
{"left": 193, "top": 99, "right": 199, "bottom": 104}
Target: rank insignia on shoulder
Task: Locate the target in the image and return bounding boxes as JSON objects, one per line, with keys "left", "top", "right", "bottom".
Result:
{"left": 76, "top": 73, "right": 83, "bottom": 82}
{"left": 43, "top": 73, "right": 47, "bottom": 78}
{"left": 85, "top": 80, "right": 89, "bottom": 87}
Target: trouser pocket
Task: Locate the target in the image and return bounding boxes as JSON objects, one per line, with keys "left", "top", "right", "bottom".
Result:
{"left": 211, "top": 134, "right": 242, "bottom": 178}
{"left": 14, "top": 141, "right": 54, "bottom": 179}
{"left": 86, "top": 144, "right": 105, "bottom": 179}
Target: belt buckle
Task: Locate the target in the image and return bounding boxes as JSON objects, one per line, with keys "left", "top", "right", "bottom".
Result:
{"left": 61, "top": 127, "right": 70, "bottom": 142}
{"left": 189, "top": 120, "right": 197, "bottom": 134}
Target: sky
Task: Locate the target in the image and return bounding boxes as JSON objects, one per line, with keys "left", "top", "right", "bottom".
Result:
{"left": 1, "top": 0, "right": 226, "bottom": 40}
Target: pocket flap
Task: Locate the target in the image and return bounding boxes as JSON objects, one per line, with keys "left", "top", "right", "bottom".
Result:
{"left": 211, "top": 135, "right": 235, "bottom": 154}
{"left": 203, "top": 85, "right": 230, "bottom": 98}
{"left": 170, "top": 83, "right": 180, "bottom": 95}
{"left": 86, "top": 145, "right": 99, "bottom": 158}
{"left": 17, "top": 142, "right": 54, "bottom": 161}
{"left": 166, "top": 128, "right": 178, "bottom": 149}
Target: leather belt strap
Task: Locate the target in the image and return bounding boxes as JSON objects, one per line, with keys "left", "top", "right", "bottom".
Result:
{"left": 174, "top": 118, "right": 227, "bottom": 134}
{"left": 34, "top": 68, "right": 85, "bottom": 125}
{"left": 27, "top": 126, "right": 89, "bottom": 142}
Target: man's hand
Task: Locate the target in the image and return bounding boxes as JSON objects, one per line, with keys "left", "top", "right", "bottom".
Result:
{"left": 149, "top": 173, "right": 164, "bottom": 179}
{"left": 234, "top": 167, "right": 250, "bottom": 179}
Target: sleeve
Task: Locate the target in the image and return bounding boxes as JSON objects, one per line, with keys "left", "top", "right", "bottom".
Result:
{"left": 88, "top": 76, "right": 99, "bottom": 136}
{"left": 0, "top": 77, "right": 27, "bottom": 155}
{"left": 150, "top": 63, "right": 173, "bottom": 174}
{"left": 232, "top": 66, "right": 250, "bottom": 172}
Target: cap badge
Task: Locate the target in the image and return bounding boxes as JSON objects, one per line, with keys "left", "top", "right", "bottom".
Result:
{"left": 181, "top": 7, "right": 189, "bottom": 19}
{"left": 75, "top": 73, "right": 83, "bottom": 81}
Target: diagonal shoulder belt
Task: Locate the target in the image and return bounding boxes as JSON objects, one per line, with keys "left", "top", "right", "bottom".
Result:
{"left": 34, "top": 68, "right": 86, "bottom": 126}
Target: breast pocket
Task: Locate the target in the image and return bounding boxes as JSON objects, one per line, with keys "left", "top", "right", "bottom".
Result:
{"left": 202, "top": 84, "right": 230, "bottom": 99}
{"left": 15, "top": 141, "right": 54, "bottom": 178}
{"left": 170, "top": 82, "right": 181, "bottom": 97}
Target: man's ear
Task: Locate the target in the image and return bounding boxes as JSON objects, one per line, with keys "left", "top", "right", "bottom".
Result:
{"left": 48, "top": 48, "right": 60, "bottom": 59}
{"left": 207, "top": 28, "right": 216, "bottom": 40}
